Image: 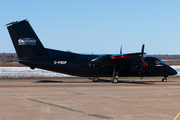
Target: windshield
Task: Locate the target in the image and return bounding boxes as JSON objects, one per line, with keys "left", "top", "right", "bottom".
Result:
{"left": 155, "top": 59, "right": 165, "bottom": 65}
{"left": 144, "top": 57, "right": 166, "bottom": 65}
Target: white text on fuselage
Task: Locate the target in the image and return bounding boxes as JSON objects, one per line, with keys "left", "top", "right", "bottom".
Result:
{"left": 54, "top": 61, "right": 67, "bottom": 65}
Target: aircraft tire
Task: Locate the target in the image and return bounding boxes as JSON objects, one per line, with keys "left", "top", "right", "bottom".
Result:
{"left": 111, "top": 78, "right": 118, "bottom": 83}
{"left": 92, "top": 77, "right": 99, "bottom": 82}
{"left": 162, "top": 79, "right": 167, "bottom": 82}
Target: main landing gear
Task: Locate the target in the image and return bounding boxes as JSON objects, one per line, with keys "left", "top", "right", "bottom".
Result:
{"left": 162, "top": 76, "right": 167, "bottom": 82}
{"left": 111, "top": 66, "right": 119, "bottom": 83}
{"left": 92, "top": 77, "right": 99, "bottom": 82}
{"left": 111, "top": 77, "right": 118, "bottom": 83}
{"left": 92, "top": 66, "right": 119, "bottom": 83}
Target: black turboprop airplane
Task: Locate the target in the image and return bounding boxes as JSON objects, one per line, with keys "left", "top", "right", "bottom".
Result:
{"left": 6, "top": 20, "right": 177, "bottom": 83}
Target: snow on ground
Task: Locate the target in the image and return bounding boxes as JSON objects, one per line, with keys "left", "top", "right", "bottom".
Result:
{"left": 171, "top": 65, "right": 180, "bottom": 76}
{"left": 0, "top": 66, "right": 179, "bottom": 78}
{"left": 0, "top": 67, "right": 72, "bottom": 78}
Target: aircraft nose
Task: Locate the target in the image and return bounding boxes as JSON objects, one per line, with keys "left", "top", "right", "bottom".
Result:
{"left": 168, "top": 66, "right": 177, "bottom": 75}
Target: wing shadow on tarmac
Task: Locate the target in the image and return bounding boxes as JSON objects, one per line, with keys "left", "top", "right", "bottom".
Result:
{"left": 35, "top": 80, "right": 63, "bottom": 83}
{"left": 35, "top": 78, "right": 166, "bottom": 85}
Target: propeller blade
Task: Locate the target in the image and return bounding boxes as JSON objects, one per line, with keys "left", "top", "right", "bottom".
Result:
{"left": 141, "top": 43, "right": 145, "bottom": 58}
{"left": 120, "top": 45, "right": 122, "bottom": 54}
{"left": 139, "top": 61, "right": 145, "bottom": 75}
{"left": 139, "top": 43, "right": 145, "bottom": 75}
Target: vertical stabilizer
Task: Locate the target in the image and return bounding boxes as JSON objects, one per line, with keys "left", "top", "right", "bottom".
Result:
{"left": 7, "top": 20, "right": 47, "bottom": 60}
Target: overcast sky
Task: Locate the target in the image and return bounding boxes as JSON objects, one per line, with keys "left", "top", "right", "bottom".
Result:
{"left": 0, "top": 0, "right": 180, "bottom": 54}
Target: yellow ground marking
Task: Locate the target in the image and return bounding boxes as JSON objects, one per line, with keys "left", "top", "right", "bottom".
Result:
{"left": 174, "top": 113, "right": 180, "bottom": 120}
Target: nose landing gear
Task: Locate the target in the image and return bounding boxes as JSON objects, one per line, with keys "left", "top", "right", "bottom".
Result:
{"left": 162, "top": 76, "right": 167, "bottom": 82}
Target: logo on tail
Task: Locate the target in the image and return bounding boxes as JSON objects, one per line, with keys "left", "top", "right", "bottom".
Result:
{"left": 18, "top": 38, "right": 36, "bottom": 45}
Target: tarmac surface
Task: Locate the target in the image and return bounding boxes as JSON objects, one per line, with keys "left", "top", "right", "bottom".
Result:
{"left": 0, "top": 77, "right": 180, "bottom": 120}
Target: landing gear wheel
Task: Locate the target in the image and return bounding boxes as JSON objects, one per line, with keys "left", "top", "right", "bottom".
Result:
{"left": 111, "top": 78, "right": 118, "bottom": 83}
{"left": 92, "top": 77, "right": 99, "bottom": 82}
{"left": 162, "top": 78, "right": 167, "bottom": 82}
{"left": 162, "top": 77, "right": 167, "bottom": 82}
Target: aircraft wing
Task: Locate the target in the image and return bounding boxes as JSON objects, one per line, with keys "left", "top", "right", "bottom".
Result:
{"left": 91, "top": 53, "right": 145, "bottom": 66}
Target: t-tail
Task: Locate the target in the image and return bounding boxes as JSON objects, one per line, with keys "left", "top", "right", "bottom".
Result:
{"left": 6, "top": 20, "right": 48, "bottom": 66}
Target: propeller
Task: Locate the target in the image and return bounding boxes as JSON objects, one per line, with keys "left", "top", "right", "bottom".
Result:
{"left": 139, "top": 44, "right": 146, "bottom": 75}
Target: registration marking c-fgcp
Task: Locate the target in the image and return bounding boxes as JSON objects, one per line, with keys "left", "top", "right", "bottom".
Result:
{"left": 54, "top": 61, "right": 67, "bottom": 65}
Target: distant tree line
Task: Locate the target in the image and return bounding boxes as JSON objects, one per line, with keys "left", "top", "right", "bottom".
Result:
{"left": 145, "top": 55, "right": 180, "bottom": 60}
{"left": 0, "top": 53, "right": 18, "bottom": 62}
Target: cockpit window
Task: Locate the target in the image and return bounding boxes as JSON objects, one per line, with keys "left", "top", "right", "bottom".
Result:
{"left": 155, "top": 59, "right": 165, "bottom": 65}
